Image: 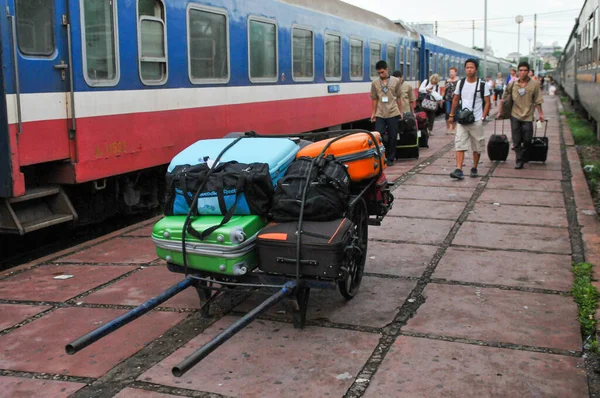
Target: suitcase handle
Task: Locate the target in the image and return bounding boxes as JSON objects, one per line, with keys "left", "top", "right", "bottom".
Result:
{"left": 493, "top": 119, "right": 505, "bottom": 136}
{"left": 276, "top": 257, "right": 318, "bottom": 266}
{"left": 534, "top": 119, "right": 549, "bottom": 138}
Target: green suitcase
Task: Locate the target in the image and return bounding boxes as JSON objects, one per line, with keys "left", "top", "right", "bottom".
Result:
{"left": 152, "top": 215, "right": 268, "bottom": 276}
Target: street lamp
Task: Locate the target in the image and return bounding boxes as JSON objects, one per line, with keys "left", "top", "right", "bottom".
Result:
{"left": 516, "top": 15, "right": 524, "bottom": 61}
{"left": 484, "top": 0, "right": 488, "bottom": 77}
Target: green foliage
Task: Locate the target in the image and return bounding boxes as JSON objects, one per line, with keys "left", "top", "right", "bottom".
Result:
{"left": 563, "top": 111, "right": 598, "bottom": 146}
{"left": 572, "top": 263, "right": 599, "bottom": 341}
{"left": 552, "top": 50, "right": 563, "bottom": 58}
{"left": 544, "top": 62, "right": 552, "bottom": 71}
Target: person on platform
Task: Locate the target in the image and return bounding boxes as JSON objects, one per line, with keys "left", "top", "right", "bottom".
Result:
{"left": 444, "top": 67, "right": 460, "bottom": 135}
{"left": 392, "top": 70, "right": 416, "bottom": 114}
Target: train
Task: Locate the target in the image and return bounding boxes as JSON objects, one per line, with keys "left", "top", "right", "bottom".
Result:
{"left": 554, "top": 0, "right": 600, "bottom": 138}
{"left": 0, "top": 0, "right": 513, "bottom": 235}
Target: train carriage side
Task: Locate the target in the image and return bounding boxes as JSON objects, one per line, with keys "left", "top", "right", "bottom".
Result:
{"left": 0, "top": 0, "right": 420, "bottom": 234}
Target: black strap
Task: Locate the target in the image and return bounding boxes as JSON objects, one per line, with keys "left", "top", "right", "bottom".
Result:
{"left": 216, "top": 173, "right": 228, "bottom": 215}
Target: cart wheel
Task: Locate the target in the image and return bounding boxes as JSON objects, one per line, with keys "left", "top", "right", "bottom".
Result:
{"left": 338, "top": 198, "right": 368, "bottom": 299}
{"left": 194, "top": 280, "right": 214, "bottom": 317}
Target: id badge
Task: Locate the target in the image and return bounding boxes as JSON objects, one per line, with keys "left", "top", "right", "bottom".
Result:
{"left": 518, "top": 88, "right": 526, "bottom": 96}
{"left": 382, "top": 96, "right": 389, "bottom": 103}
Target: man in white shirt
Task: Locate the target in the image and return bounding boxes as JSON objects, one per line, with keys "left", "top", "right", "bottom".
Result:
{"left": 448, "top": 59, "right": 491, "bottom": 179}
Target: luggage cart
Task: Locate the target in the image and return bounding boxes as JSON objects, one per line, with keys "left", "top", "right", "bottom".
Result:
{"left": 66, "top": 130, "right": 393, "bottom": 377}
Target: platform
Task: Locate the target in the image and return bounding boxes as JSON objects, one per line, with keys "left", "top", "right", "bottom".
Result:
{"left": 0, "top": 96, "right": 595, "bottom": 397}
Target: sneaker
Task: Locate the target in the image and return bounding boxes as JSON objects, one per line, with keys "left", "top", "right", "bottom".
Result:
{"left": 450, "top": 168, "right": 464, "bottom": 179}
{"left": 515, "top": 161, "right": 524, "bottom": 169}
{"left": 386, "top": 159, "right": 395, "bottom": 167}
{"left": 470, "top": 168, "right": 478, "bottom": 178}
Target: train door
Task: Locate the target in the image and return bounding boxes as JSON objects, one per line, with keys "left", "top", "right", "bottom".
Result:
{"left": 9, "top": 0, "right": 71, "bottom": 166}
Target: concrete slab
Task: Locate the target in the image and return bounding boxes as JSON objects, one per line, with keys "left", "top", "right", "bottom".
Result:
{"left": 405, "top": 284, "right": 581, "bottom": 351}
{"left": 113, "top": 387, "right": 180, "bottom": 398}
{"left": 496, "top": 160, "right": 563, "bottom": 171}
{"left": 0, "top": 376, "right": 86, "bottom": 398}
{"left": 493, "top": 168, "right": 563, "bottom": 180}
{"left": 366, "top": 241, "right": 437, "bottom": 277}
{"left": 404, "top": 173, "right": 483, "bottom": 188}
{"left": 139, "top": 316, "right": 379, "bottom": 398}
{"left": 370, "top": 217, "right": 454, "bottom": 245}
{"left": 453, "top": 222, "right": 571, "bottom": 254}
{"left": 364, "top": 336, "right": 588, "bottom": 398}
{"left": 478, "top": 189, "right": 565, "bottom": 208}
{"left": 55, "top": 237, "right": 158, "bottom": 264}
{"left": 0, "top": 307, "right": 187, "bottom": 378}
{"left": 392, "top": 185, "right": 473, "bottom": 202}
{"left": 0, "top": 304, "right": 51, "bottom": 331}
{"left": 433, "top": 247, "right": 573, "bottom": 291}
{"left": 468, "top": 203, "right": 568, "bottom": 228}
{"left": 388, "top": 199, "right": 466, "bottom": 220}
{"left": 0, "top": 264, "right": 137, "bottom": 302}
{"left": 420, "top": 162, "right": 491, "bottom": 176}
{"left": 82, "top": 266, "right": 202, "bottom": 309}
{"left": 123, "top": 224, "right": 155, "bottom": 237}
{"left": 485, "top": 177, "right": 563, "bottom": 192}
{"left": 236, "top": 276, "right": 415, "bottom": 328}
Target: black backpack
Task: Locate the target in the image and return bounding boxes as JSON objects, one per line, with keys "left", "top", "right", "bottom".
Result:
{"left": 271, "top": 156, "right": 350, "bottom": 222}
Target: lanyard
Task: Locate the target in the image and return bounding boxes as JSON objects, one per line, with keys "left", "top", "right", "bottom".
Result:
{"left": 380, "top": 77, "right": 390, "bottom": 94}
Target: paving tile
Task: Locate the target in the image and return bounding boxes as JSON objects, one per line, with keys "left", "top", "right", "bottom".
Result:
{"left": 364, "top": 336, "right": 588, "bottom": 398}
{"left": 139, "top": 316, "right": 379, "bottom": 397}
{"left": 404, "top": 173, "right": 483, "bottom": 188}
{"left": 478, "top": 189, "right": 565, "bottom": 208}
{"left": 370, "top": 217, "right": 454, "bottom": 245}
{"left": 0, "top": 304, "right": 52, "bottom": 331}
{"left": 0, "top": 264, "right": 137, "bottom": 302}
{"left": 433, "top": 247, "right": 573, "bottom": 291}
{"left": 366, "top": 241, "right": 438, "bottom": 277}
{"left": 486, "top": 177, "right": 563, "bottom": 192}
{"left": 55, "top": 237, "right": 158, "bottom": 264}
{"left": 468, "top": 203, "right": 568, "bottom": 227}
{"left": 405, "top": 284, "right": 581, "bottom": 350}
{"left": 124, "top": 224, "right": 155, "bottom": 237}
{"left": 493, "top": 168, "right": 563, "bottom": 180}
{"left": 82, "top": 266, "right": 201, "bottom": 309}
{"left": 496, "top": 160, "right": 563, "bottom": 171}
{"left": 236, "top": 276, "right": 415, "bottom": 328}
{"left": 0, "top": 307, "right": 187, "bottom": 378}
{"left": 0, "top": 375, "right": 86, "bottom": 397}
{"left": 453, "top": 222, "right": 571, "bottom": 254}
{"left": 114, "top": 388, "right": 180, "bottom": 398}
{"left": 420, "top": 163, "right": 491, "bottom": 176}
{"left": 392, "top": 185, "right": 473, "bottom": 202}
{"left": 388, "top": 199, "right": 466, "bottom": 220}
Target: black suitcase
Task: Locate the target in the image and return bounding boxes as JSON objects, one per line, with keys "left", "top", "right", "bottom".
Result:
{"left": 396, "top": 129, "right": 419, "bottom": 159}
{"left": 529, "top": 120, "right": 549, "bottom": 163}
{"left": 487, "top": 120, "right": 510, "bottom": 161}
{"left": 399, "top": 112, "right": 417, "bottom": 133}
{"left": 257, "top": 218, "right": 354, "bottom": 278}
{"left": 419, "top": 129, "right": 429, "bottom": 148}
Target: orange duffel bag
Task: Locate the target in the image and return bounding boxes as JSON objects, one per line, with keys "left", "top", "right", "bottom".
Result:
{"left": 296, "top": 132, "right": 386, "bottom": 182}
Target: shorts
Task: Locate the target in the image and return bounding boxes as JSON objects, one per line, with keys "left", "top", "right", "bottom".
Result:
{"left": 455, "top": 120, "right": 485, "bottom": 153}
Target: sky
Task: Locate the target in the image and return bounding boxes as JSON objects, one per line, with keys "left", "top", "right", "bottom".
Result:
{"left": 341, "top": 0, "right": 585, "bottom": 58}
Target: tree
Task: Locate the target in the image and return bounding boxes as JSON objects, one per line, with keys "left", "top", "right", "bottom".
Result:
{"left": 544, "top": 62, "right": 553, "bottom": 71}
{"left": 552, "top": 50, "right": 562, "bottom": 58}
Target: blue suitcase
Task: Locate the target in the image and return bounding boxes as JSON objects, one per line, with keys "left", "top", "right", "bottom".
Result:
{"left": 168, "top": 137, "right": 299, "bottom": 216}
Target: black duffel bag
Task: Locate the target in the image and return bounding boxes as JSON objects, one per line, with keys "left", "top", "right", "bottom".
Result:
{"left": 399, "top": 112, "right": 417, "bottom": 133}
{"left": 271, "top": 156, "right": 350, "bottom": 222}
{"left": 165, "top": 161, "right": 273, "bottom": 218}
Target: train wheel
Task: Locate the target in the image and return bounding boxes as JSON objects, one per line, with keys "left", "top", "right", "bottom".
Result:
{"left": 338, "top": 198, "right": 368, "bottom": 299}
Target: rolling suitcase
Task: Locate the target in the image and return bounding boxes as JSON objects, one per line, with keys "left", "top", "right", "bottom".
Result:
{"left": 257, "top": 218, "right": 354, "bottom": 278}
{"left": 396, "top": 129, "right": 419, "bottom": 159}
{"left": 167, "top": 137, "right": 299, "bottom": 215}
{"left": 296, "top": 132, "right": 386, "bottom": 182}
{"left": 152, "top": 215, "right": 268, "bottom": 275}
{"left": 529, "top": 120, "right": 549, "bottom": 163}
{"left": 419, "top": 129, "right": 429, "bottom": 148}
{"left": 487, "top": 119, "right": 510, "bottom": 161}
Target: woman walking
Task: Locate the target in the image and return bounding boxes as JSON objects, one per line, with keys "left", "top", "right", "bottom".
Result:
{"left": 419, "top": 74, "right": 442, "bottom": 135}
{"left": 494, "top": 73, "right": 504, "bottom": 107}
{"left": 444, "top": 67, "right": 459, "bottom": 135}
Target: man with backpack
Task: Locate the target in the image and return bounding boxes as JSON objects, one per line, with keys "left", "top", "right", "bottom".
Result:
{"left": 370, "top": 60, "right": 405, "bottom": 166}
{"left": 448, "top": 59, "right": 491, "bottom": 179}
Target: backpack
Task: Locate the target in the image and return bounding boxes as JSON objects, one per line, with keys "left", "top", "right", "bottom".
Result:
{"left": 455, "top": 78, "right": 485, "bottom": 125}
{"left": 271, "top": 156, "right": 350, "bottom": 222}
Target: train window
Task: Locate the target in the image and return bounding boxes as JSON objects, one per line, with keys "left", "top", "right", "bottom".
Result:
{"left": 15, "top": 0, "right": 55, "bottom": 56}
{"left": 429, "top": 53, "right": 433, "bottom": 76}
{"left": 399, "top": 46, "right": 404, "bottom": 76}
{"left": 81, "top": 0, "right": 119, "bottom": 86}
{"left": 405, "top": 47, "right": 410, "bottom": 80}
{"left": 414, "top": 49, "right": 420, "bottom": 81}
{"left": 292, "top": 26, "right": 314, "bottom": 81}
{"left": 138, "top": 0, "right": 167, "bottom": 85}
{"left": 325, "top": 33, "right": 341, "bottom": 80}
{"left": 350, "top": 38, "right": 363, "bottom": 80}
{"left": 188, "top": 6, "right": 229, "bottom": 83}
{"left": 249, "top": 18, "right": 278, "bottom": 82}
{"left": 387, "top": 45, "right": 396, "bottom": 71}
{"left": 370, "top": 42, "right": 381, "bottom": 78}
{"left": 445, "top": 55, "right": 450, "bottom": 75}
{"left": 439, "top": 54, "right": 444, "bottom": 75}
